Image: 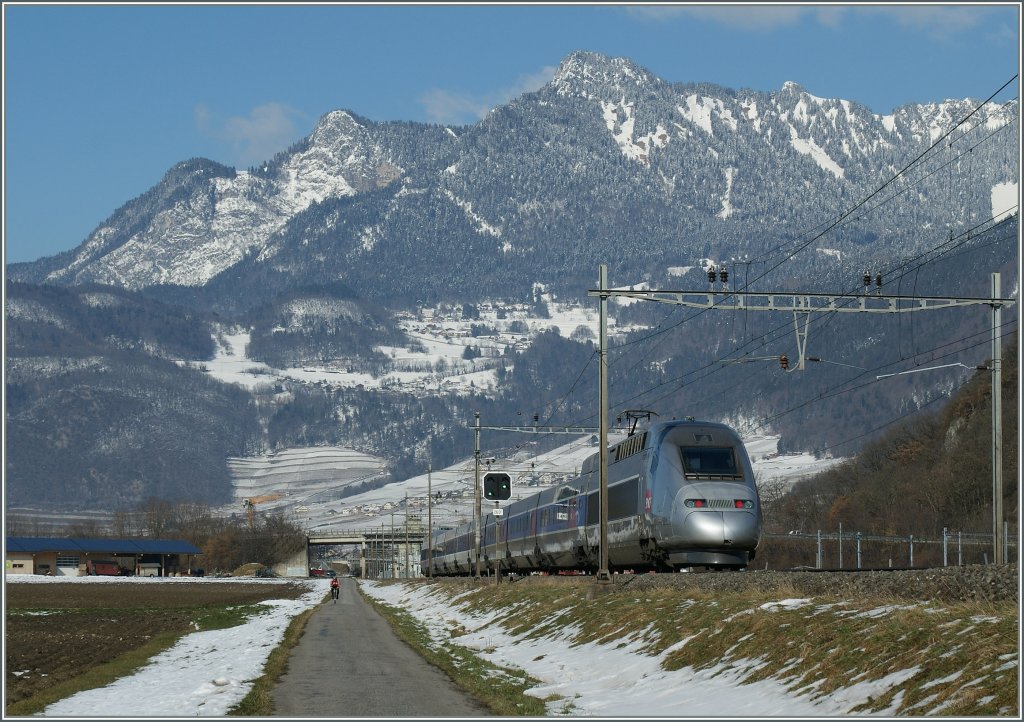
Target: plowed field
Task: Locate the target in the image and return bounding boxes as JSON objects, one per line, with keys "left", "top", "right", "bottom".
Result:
{"left": 4, "top": 580, "right": 310, "bottom": 712}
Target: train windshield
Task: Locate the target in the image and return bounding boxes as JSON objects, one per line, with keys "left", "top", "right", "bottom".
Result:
{"left": 679, "top": 447, "right": 742, "bottom": 479}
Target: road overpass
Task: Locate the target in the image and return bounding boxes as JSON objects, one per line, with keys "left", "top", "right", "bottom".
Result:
{"left": 308, "top": 526, "right": 428, "bottom": 579}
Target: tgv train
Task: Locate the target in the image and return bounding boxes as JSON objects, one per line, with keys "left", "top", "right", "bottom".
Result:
{"left": 422, "top": 418, "right": 762, "bottom": 575}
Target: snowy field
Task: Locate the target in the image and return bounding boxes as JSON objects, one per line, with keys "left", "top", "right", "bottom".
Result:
{"left": 359, "top": 580, "right": 924, "bottom": 717}
{"left": 6, "top": 575, "right": 325, "bottom": 718}
{"left": 7, "top": 573, "right": 929, "bottom": 717}
{"left": 228, "top": 447, "right": 386, "bottom": 511}
{"left": 218, "top": 432, "right": 843, "bottom": 535}
{"left": 194, "top": 292, "right": 844, "bottom": 530}
{"left": 198, "top": 292, "right": 633, "bottom": 397}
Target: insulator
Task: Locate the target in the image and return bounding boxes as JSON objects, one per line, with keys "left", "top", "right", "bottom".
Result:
{"left": 780, "top": 354, "right": 789, "bottom": 370}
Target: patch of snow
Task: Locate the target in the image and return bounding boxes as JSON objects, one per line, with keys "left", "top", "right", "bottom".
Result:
{"left": 788, "top": 125, "right": 844, "bottom": 179}
{"left": 991, "top": 181, "right": 1018, "bottom": 223}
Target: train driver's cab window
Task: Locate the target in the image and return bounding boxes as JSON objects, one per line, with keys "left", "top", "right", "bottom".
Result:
{"left": 680, "top": 447, "right": 741, "bottom": 479}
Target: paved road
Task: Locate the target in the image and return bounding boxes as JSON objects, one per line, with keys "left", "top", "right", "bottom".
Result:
{"left": 272, "top": 577, "right": 491, "bottom": 717}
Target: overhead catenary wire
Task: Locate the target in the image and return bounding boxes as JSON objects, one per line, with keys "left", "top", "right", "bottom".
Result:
{"left": 599, "top": 80, "right": 1018, "bottom": 391}
{"left": 476, "top": 76, "right": 1018, "bottom": 470}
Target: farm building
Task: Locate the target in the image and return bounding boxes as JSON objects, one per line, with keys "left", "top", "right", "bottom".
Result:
{"left": 4, "top": 537, "right": 203, "bottom": 577}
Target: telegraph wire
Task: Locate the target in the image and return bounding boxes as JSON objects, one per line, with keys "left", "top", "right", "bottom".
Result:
{"left": 752, "top": 319, "right": 1017, "bottom": 433}
{"left": 819, "top": 389, "right": 953, "bottom": 454}
{"left": 828, "top": 95, "right": 1018, "bottom": 236}
{"left": 600, "top": 291, "right": 1016, "bottom": 446}
{"left": 602, "top": 77, "right": 1018, "bottom": 383}
{"left": 494, "top": 76, "right": 1019, "bottom": 462}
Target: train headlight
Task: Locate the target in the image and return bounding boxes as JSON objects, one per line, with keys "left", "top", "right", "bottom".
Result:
{"left": 684, "top": 499, "right": 707, "bottom": 508}
{"left": 734, "top": 500, "right": 753, "bottom": 509}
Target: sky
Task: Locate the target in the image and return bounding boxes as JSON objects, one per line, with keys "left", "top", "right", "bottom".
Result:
{"left": 6, "top": 574, "right": 989, "bottom": 717}
{"left": 3, "top": 2, "right": 1020, "bottom": 265}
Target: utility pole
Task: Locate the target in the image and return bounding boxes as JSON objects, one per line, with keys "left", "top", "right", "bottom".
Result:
{"left": 390, "top": 511, "right": 396, "bottom": 579}
{"left": 404, "top": 492, "right": 409, "bottom": 579}
{"left": 474, "top": 412, "right": 482, "bottom": 579}
{"left": 991, "top": 272, "right": 1004, "bottom": 565}
{"left": 427, "top": 462, "right": 433, "bottom": 578}
{"left": 597, "top": 264, "right": 611, "bottom": 583}
{"left": 494, "top": 501, "right": 502, "bottom": 586}
{"left": 468, "top": 421, "right": 606, "bottom": 580}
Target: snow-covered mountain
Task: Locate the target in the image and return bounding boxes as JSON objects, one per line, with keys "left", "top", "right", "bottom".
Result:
{"left": 8, "top": 51, "right": 1017, "bottom": 308}
{"left": 5, "top": 50, "right": 1019, "bottom": 515}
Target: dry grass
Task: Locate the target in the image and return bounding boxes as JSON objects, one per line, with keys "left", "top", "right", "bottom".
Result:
{"left": 375, "top": 578, "right": 1018, "bottom": 716}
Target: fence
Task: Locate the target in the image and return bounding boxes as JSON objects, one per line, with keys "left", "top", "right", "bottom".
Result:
{"left": 762, "top": 523, "right": 1018, "bottom": 570}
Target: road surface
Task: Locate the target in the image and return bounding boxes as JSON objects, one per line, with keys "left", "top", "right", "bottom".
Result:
{"left": 272, "top": 577, "right": 491, "bottom": 717}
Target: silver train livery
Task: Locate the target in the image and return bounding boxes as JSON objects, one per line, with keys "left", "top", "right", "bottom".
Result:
{"left": 422, "top": 418, "right": 763, "bottom": 575}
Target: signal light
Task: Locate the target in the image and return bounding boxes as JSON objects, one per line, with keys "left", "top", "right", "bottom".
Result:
{"left": 780, "top": 354, "right": 789, "bottom": 370}
{"left": 719, "top": 268, "right": 728, "bottom": 283}
{"left": 708, "top": 268, "right": 716, "bottom": 284}
{"left": 483, "top": 472, "right": 512, "bottom": 500}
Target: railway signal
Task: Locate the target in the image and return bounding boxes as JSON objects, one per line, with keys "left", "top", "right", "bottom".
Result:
{"left": 483, "top": 472, "right": 511, "bottom": 500}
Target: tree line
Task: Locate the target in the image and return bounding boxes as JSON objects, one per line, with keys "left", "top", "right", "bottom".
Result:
{"left": 6, "top": 497, "right": 308, "bottom": 575}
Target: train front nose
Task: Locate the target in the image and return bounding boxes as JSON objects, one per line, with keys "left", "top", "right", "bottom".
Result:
{"left": 670, "top": 494, "right": 760, "bottom": 547}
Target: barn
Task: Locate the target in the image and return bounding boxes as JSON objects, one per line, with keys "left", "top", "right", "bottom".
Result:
{"left": 4, "top": 537, "right": 203, "bottom": 577}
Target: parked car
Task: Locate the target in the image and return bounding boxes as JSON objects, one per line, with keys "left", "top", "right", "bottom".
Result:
{"left": 86, "top": 559, "right": 126, "bottom": 576}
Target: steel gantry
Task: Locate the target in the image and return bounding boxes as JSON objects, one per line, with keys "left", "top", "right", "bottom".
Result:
{"left": 591, "top": 285, "right": 1013, "bottom": 371}
{"left": 589, "top": 270, "right": 1015, "bottom": 566}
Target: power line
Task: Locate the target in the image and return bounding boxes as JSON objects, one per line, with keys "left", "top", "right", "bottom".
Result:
{"left": 502, "top": 77, "right": 1019, "bottom": 456}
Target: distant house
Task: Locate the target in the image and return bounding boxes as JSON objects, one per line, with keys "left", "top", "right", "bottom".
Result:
{"left": 5, "top": 537, "right": 203, "bottom": 577}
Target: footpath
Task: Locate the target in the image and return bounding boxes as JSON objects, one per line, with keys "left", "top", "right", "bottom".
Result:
{"left": 271, "top": 577, "right": 491, "bottom": 717}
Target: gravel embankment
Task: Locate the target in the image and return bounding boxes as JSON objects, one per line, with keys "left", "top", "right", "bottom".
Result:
{"left": 594, "top": 564, "right": 1019, "bottom": 602}
{"left": 427, "top": 564, "right": 1018, "bottom": 603}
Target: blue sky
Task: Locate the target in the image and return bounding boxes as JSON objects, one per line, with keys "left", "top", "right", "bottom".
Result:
{"left": 4, "top": 3, "right": 1020, "bottom": 265}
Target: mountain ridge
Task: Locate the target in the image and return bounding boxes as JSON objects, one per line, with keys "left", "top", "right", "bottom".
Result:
{"left": 8, "top": 51, "right": 1016, "bottom": 307}
{"left": 4, "top": 50, "right": 1018, "bottom": 514}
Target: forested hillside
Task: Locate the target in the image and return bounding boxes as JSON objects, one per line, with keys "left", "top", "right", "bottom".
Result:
{"left": 768, "top": 336, "right": 1018, "bottom": 539}
{"left": 5, "top": 283, "right": 262, "bottom": 508}
{"left": 3, "top": 50, "right": 1017, "bottom": 516}
{"left": 242, "top": 283, "right": 406, "bottom": 369}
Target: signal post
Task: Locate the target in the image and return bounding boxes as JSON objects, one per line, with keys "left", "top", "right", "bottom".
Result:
{"left": 484, "top": 471, "right": 511, "bottom": 584}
